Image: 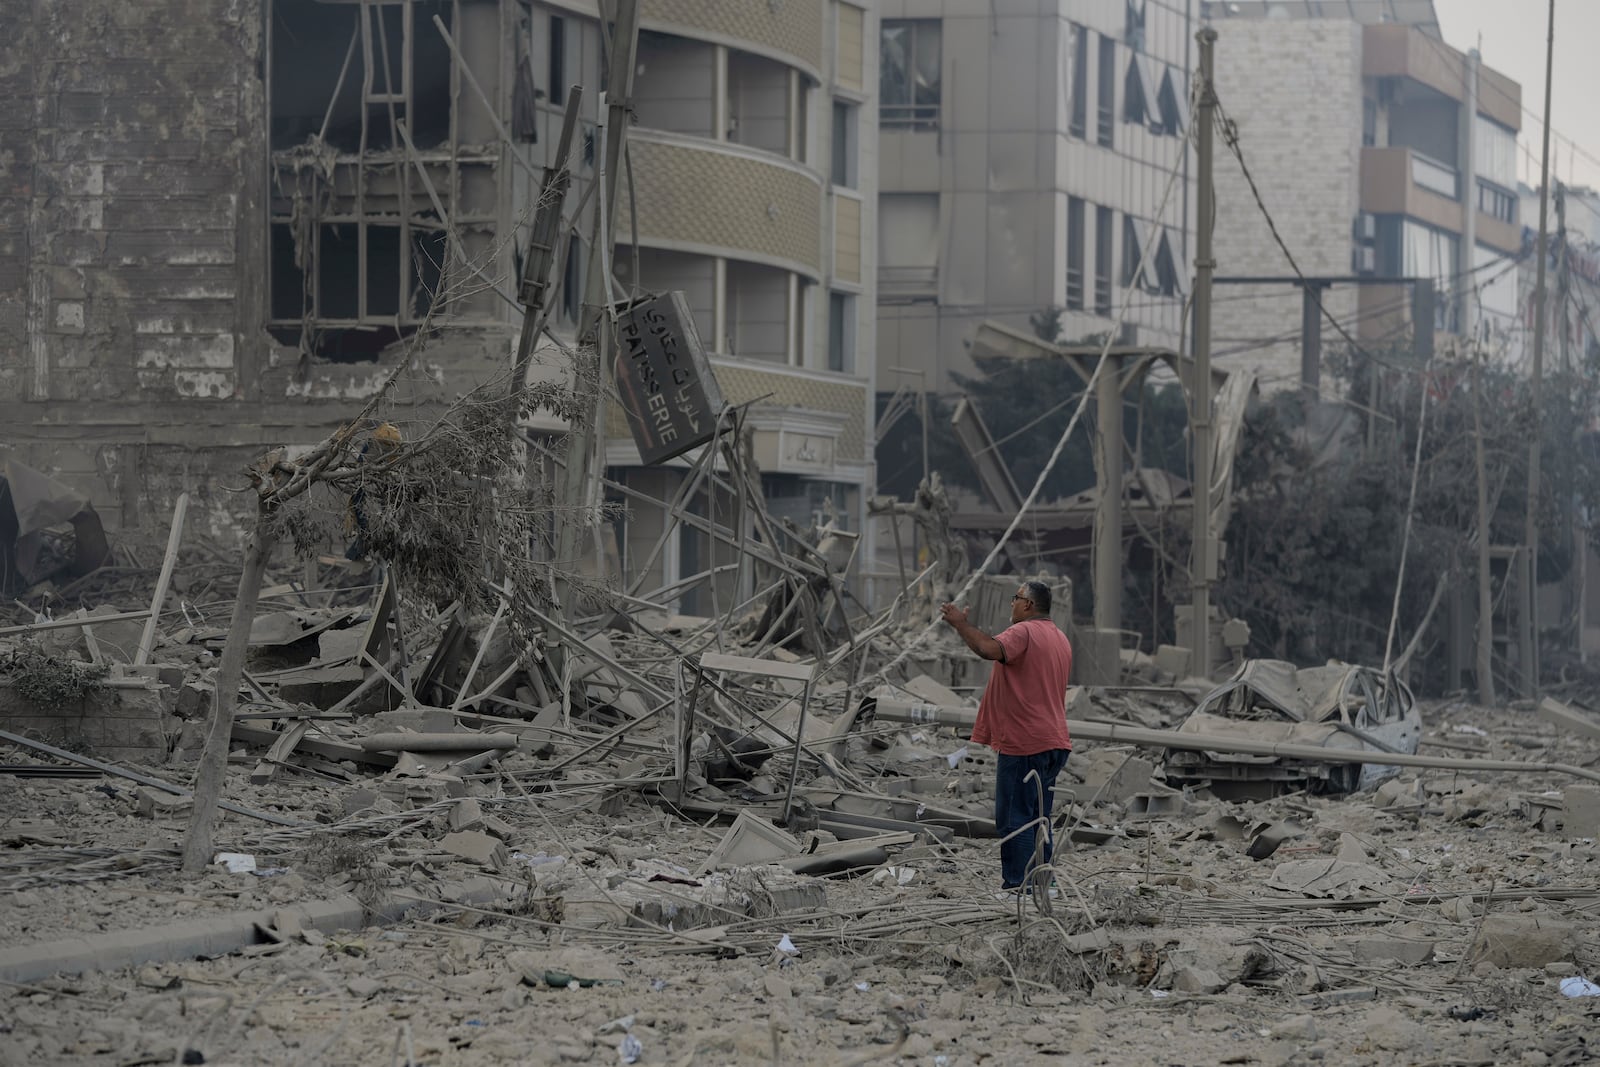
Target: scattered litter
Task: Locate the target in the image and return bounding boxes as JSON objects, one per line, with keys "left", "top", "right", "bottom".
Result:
{"left": 1559, "top": 977, "right": 1600, "bottom": 998}
{"left": 213, "top": 852, "right": 257, "bottom": 874}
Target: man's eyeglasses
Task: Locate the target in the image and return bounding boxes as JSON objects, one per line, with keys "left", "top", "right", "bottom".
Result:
{"left": 1012, "top": 594, "right": 1031, "bottom": 602}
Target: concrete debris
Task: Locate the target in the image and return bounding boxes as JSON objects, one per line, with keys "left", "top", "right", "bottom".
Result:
{"left": 3, "top": 526, "right": 1600, "bottom": 1064}
{"left": 1469, "top": 914, "right": 1579, "bottom": 968}
{"left": 1561, "top": 784, "right": 1600, "bottom": 838}
{"left": 438, "top": 830, "right": 509, "bottom": 868}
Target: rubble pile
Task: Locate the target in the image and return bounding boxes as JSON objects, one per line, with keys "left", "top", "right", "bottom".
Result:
{"left": 2, "top": 541, "right": 1600, "bottom": 1065}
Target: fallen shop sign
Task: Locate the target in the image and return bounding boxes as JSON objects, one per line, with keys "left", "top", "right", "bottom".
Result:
{"left": 615, "top": 291, "right": 726, "bottom": 465}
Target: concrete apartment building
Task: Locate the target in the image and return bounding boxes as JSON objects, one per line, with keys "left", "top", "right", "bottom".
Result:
{"left": 1, "top": 0, "right": 878, "bottom": 612}
{"left": 1208, "top": 1, "right": 1523, "bottom": 386}
{"left": 874, "top": 0, "right": 1199, "bottom": 396}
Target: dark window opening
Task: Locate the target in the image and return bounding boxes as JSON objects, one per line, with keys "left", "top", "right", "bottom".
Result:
{"left": 1125, "top": 0, "right": 1146, "bottom": 51}
{"left": 411, "top": 226, "right": 447, "bottom": 319}
{"left": 828, "top": 291, "right": 852, "bottom": 373}
{"left": 270, "top": 2, "right": 362, "bottom": 150}
{"left": 1155, "top": 67, "right": 1186, "bottom": 136}
{"left": 831, "top": 100, "right": 856, "bottom": 187}
{"left": 408, "top": 5, "right": 453, "bottom": 148}
{"left": 269, "top": 1, "right": 453, "bottom": 152}
{"left": 318, "top": 224, "right": 361, "bottom": 319}
{"left": 270, "top": 223, "right": 308, "bottom": 321}
{"left": 1066, "top": 196, "right": 1085, "bottom": 310}
{"left": 1124, "top": 55, "right": 1150, "bottom": 125}
{"left": 1096, "top": 34, "right": 1116, "bottom": 148}
{"left": 561, "top": 238, "right": 582, "bottom": 323}
{"left": 366, "top": 225, "right": 401, "bottom": 316}
{"left": 310, "top": 325, "right": 413, "bottom": 362}
{"left": 1123, "top": 215, "right": 1142, "bottom": 288}
{"left": 549, "top": 16, "right": 566, "bottom": 106}
{"left": 1153, "top": 230, "right": 1184, "bottom": 298}
{"left": 1094, "top": 205, "right": 1113, "bottom": 315}
{"left": 1068, "top": 25, "right": 1088, "bottom": 139}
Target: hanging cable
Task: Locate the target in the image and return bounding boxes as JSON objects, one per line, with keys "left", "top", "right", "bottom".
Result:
{"left": 860, "top": 95, "right": 1201, "bottom": 687}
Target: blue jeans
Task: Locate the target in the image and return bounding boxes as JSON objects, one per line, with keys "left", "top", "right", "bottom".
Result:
{"left": 994, "top": 749, "right": 1071, "bottom": 889}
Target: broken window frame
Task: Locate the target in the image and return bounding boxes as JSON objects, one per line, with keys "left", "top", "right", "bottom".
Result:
{"left": 879, "top": 19, "right": 941, "bottom": 132}
{"left": 267, "top": 0, "right": 502, "bottom": 355}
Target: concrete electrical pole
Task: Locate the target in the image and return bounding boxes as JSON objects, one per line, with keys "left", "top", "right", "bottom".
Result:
{"left": 1190, "top": 27, "right": 1218, "bottom": 678}
{"left": 554, "top": 0, "right": 641, "bottom": 610}
{"left": 1522, "top": 0, "right": 1556, "bottom": 698}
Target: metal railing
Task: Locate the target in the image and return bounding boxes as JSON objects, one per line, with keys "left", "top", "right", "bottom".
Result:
{"left": 880, "top": 104, "right": 939, "bottom": 132}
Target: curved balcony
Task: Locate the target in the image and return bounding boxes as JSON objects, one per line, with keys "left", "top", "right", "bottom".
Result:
{"left": 642, "top": 0, "right": 823, "bottom": 81}
{"left": 618, "top": 129, "right": 824, "bottom": 279}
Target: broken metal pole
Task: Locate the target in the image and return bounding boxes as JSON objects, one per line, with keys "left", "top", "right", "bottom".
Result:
{"left": 0, "top": 728, "right": 306, "bottom": 828}
{"left": 0, "top": 609, "right": 152, "bottom": 638}
{"left": 555, "top": 0, "right": 641, "bottom": 613}
{"left": 510, "top": 87, "right": 584, "bottom": 401}
{"left": 181, "top": 505, "right": 275, "bottom": 875}
{"left": 135, "top": 492, "right": 188, "bottom": 666}
{"left": 867, "top": 700, "right": 1600, "bottom": 784}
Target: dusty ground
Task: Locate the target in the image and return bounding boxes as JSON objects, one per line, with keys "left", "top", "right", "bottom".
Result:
{"left": 2, "top": 696, "right": 1598, "bottom": 1066}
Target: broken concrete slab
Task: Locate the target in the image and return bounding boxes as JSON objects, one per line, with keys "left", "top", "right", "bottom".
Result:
{"left": 449, "top": 797, "right": 486, "bottom": 832}
{"left": 1470, "top": 914, "right": 1578, "bottom": 968}
{"left": 1073, "top": 749, "right": 1156, "bottom": 806}
{"left": 1346, "top": 925, "right": 1436, "bottom": 966}
{"left": 698, "top": 811, "right": 802, "bottom": 873}
{"left": 439, "top": 830, "right": 509, "bottom": 868}
{"left": 1562, "top": 784, "right": 1600, "bottom": 838}
{"left": 1267, "top": 857, "right": 1392, "bottom": 899}
{"left": 1537, "top": 698, "right": 1600, "bottom": 742}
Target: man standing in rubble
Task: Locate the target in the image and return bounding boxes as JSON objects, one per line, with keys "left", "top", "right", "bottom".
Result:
{"left": 940, "top": 580, "right": 1073, "bottom": 895}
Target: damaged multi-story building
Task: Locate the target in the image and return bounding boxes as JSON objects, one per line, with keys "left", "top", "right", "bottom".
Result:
{"left": 2, "top": 0, "right": 879, "bottom": 613}
{"left": 1208, "top": 0, "right": 1524, "bottom": 385}
{"left": 874, "top": 0, "right": 1199, "bottom": 393}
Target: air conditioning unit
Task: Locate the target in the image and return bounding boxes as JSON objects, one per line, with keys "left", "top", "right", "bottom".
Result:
{"left": 1352, "top": 213, "right": 1377, "bottom": 243}
{"left": 1352, "top": 246, "right": 1377, "bottom": 274}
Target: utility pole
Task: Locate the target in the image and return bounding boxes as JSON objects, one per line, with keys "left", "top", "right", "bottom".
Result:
{"left": 1458, "top": 48, "right": 1480, "bottom": 334}
{"left": 1522, "top": 0, "right": 1555, "bottom": 699}
{"left": 553, "top": 0, "right": 641, "bottom": 608}
{"left": 1471, "top": 343, "right": 1496, "bottom": 706}
{"left": 1190, "top": 27, "right": 1218, "bottom": 678}
{"left": 1094, "top": 357, "right": 1124, "bottom": 636}
{"left": 1299, "top": 282, "right": 1325, "bottom": 403}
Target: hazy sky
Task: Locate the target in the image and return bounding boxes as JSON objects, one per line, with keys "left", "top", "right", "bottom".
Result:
{"left": 1435, "top": 0, "right": 1600, "bottom": 196}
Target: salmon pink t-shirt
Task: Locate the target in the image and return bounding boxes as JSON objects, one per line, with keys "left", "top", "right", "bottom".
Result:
{"left": 971, "top": 617, "right": 1074, "bottom": 756}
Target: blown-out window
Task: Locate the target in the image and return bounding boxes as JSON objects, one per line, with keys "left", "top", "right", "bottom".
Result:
{"left": 880, "top": 20, "right": 941, "bottom": 131}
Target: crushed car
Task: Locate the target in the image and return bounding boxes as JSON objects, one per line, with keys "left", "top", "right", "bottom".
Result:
{"left": 1163, "top": 659, "right": 1421, "bottom": 799}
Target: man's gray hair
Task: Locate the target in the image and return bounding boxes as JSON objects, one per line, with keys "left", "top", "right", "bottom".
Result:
{"left": 1021, "top": 579, "right": 1052, "bottom": 613}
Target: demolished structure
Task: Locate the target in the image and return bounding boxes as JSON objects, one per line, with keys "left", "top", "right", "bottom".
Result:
{"left": 6, "top": 2, "right": 1600, "bottom": 1064}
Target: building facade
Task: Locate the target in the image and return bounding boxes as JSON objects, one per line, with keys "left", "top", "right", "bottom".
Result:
{"left": 0, "top": 0, "right": 877, "bottom": 613}
{"left": 874, "top": 0, "right": 1199, "bottom": 397}
{"left": 1209, "top": 2, "right": 1524, "bottom": 384}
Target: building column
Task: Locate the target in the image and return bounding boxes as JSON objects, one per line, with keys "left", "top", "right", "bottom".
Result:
{"left": 713, "top": 45, "right": 729, "bottom": 141}
{"left": 713, "top": 256, "right": 728, "bottom": 353}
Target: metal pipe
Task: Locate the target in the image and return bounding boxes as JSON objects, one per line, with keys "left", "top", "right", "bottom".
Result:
{"left": 867, "top": 700, "right": 1600, "bottom": 784}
